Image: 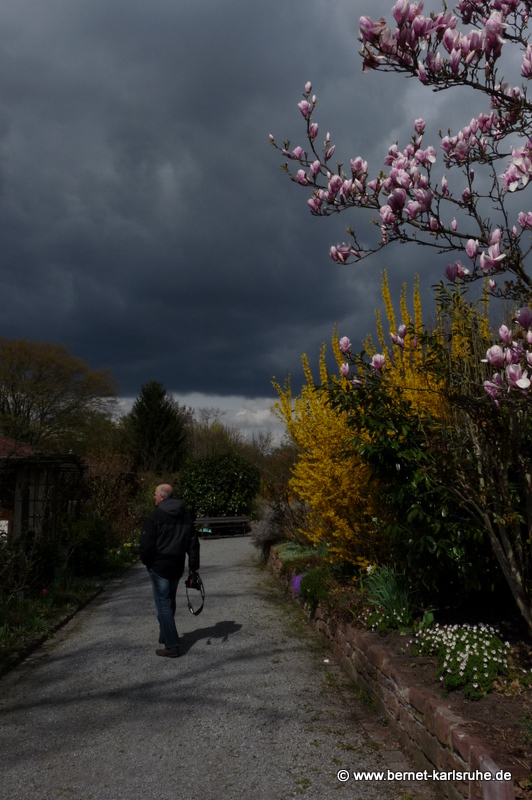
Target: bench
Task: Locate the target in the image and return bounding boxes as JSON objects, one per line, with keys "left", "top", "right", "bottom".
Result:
{"left": 194, "top": 516, "right": 251, "bottom": 538}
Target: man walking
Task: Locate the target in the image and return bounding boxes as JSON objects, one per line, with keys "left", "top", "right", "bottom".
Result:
{"left": 139, "top": 484, "right": 200, "bottom": 658}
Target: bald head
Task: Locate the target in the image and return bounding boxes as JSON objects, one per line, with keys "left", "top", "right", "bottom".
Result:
{"left": 154, "top": 484, "right": 173, "bottom": 505}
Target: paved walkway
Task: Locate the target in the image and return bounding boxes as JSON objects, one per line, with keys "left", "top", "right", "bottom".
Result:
{"left": 0, "top": 538, "right": 439, "bottom": 800}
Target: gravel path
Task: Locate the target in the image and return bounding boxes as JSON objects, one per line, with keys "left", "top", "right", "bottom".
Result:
{"left": 0, "top": 537, "right": 439, "bottom": 800}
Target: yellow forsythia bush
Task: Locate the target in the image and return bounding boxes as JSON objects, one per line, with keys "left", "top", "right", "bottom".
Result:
{"left": 272, "top": 346, "right": 383, "bottom": 569}
{"left": 361, "top": 270, "right": 449, "bottom": 419}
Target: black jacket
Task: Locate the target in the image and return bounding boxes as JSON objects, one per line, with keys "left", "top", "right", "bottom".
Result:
{"left": 139, "top": 498, "right": 200, "bottom": 579}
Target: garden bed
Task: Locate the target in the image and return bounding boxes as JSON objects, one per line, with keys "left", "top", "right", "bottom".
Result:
{"left": 268, "top": 546, "right": 532, "bottom": 800}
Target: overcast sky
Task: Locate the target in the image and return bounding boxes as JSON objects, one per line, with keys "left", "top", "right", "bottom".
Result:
{"left": 0, "top": 0, "right": 516, "bottom": 440}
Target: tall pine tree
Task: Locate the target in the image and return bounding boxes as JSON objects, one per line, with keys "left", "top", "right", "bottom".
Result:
{"left": 125, "top": 381, "right": 190, "bottom": 475}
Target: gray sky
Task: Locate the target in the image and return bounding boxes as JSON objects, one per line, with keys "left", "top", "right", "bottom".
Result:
{"left": 0, "top": 0, "right": 515, "bottom": 439}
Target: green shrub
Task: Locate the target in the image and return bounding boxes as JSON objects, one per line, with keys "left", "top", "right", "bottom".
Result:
{"left": 178, "top": 451, "right": 261, "bottom": 517}
{"left": 59, "top": 506, "right": 111, "bottom": 576}
{"left": 299, "top": 566, "right": 330, "bottom": 608}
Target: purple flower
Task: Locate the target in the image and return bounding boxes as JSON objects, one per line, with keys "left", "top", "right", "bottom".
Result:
{"left": 291, "top": 573, "right": 304, "bottom": 597}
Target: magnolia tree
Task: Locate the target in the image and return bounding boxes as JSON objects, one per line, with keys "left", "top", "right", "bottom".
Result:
{"left": 270, "top": 0, "right": 532, "bottom": 393}
{"left": 272, "top": 0, "right": 532, "bottom": 630}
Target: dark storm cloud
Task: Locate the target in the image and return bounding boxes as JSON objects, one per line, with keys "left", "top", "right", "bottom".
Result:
{"left": 0, "top": 0, "right": 478, "bottom": 414}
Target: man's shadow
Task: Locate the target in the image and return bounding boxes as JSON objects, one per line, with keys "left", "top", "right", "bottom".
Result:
{"left": 180, "top": 621, "right": 242, "bottom": 654}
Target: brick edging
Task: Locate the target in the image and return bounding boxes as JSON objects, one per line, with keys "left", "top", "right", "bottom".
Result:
{"left": 268, "top": 549, "right": 522, "bottom": 800}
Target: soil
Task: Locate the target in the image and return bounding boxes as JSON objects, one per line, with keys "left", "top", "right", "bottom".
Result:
{"left": 373, "top": 622, "right": 532, "bottom": 798}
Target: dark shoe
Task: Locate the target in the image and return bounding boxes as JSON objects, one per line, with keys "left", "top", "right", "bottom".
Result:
{"left": 156, "top": 646, "right": 181, "bottom": 658}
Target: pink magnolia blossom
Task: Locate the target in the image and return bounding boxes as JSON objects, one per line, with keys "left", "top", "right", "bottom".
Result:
{"left": 406, "top": 200, "right": 421, "bottom": 218}
{"left": 445, "top": 261, "right": 469, "bottom": 282}
{"left": 380, "top": 205, "right": 396, "bottom": 224}
{"left": 329, "top": 244, "right": 359, "bottom": 264}
{"left": 499, "top": 325, "right": 511, "bottom": 344}
{"left": 328, "top": 175, "right": 342, "bottom": 194}
{"left": 392, "top": 0, "right": 409, "bottom": 26}
{"left": 465, "top": 239, "right": 479, "bottom": 259}
{"left": 506, "top": 363, "right": 531, "bottom": 391}
{"left": 371, "top": 354, "right": 386, "bottom": 371}
{"left": 479, "top": 242, "right": 506, "bottom": 272}
{"left": 522, "top": 44, "right": 532, "bottom": 78}
{"left": 515, "top": 307, "right": 532, "bottom": 329}
{"left": 298, "top": 100, "right": 312, "bottom": 118}
{"left": 484, "top": 345, "right": 505, "bottom": 368}
{"left": 340, "top": 363, "right": 350, "bottom": 377}
{"left": 359, "top": 15, "right": 388, "bottom": 44}
{"left": 484, "top": 375, "right": 503, "bottom": 406}
{"left": 388, "top": 189, "right": 407, "bottom": 212}
{"left": 417, "top": 60, "right": 427, "bottom": 82}
{"left": 339, "top": 336, "right": 352, "bottom": 353}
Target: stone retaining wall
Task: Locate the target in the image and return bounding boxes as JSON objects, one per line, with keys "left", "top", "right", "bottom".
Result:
{"left": 268, "top": 548, "right": 522, "bottom": 800}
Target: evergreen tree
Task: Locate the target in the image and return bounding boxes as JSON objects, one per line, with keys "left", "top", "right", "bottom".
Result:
{"left": 125, "top": 381, "right": 190, "bottom": 475}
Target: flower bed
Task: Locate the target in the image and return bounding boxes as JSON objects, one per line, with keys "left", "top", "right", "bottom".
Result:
{"left": 268, "top": 546, "right": 531, "bottom": 800}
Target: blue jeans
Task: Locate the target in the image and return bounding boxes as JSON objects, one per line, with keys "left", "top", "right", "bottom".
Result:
{"left": 148, "top": 570, "right": 180, "bottom": 649}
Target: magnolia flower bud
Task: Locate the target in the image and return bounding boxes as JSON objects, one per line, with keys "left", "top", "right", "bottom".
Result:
{"left": 339, "top": 336, "right": 352, "bottom": 353}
